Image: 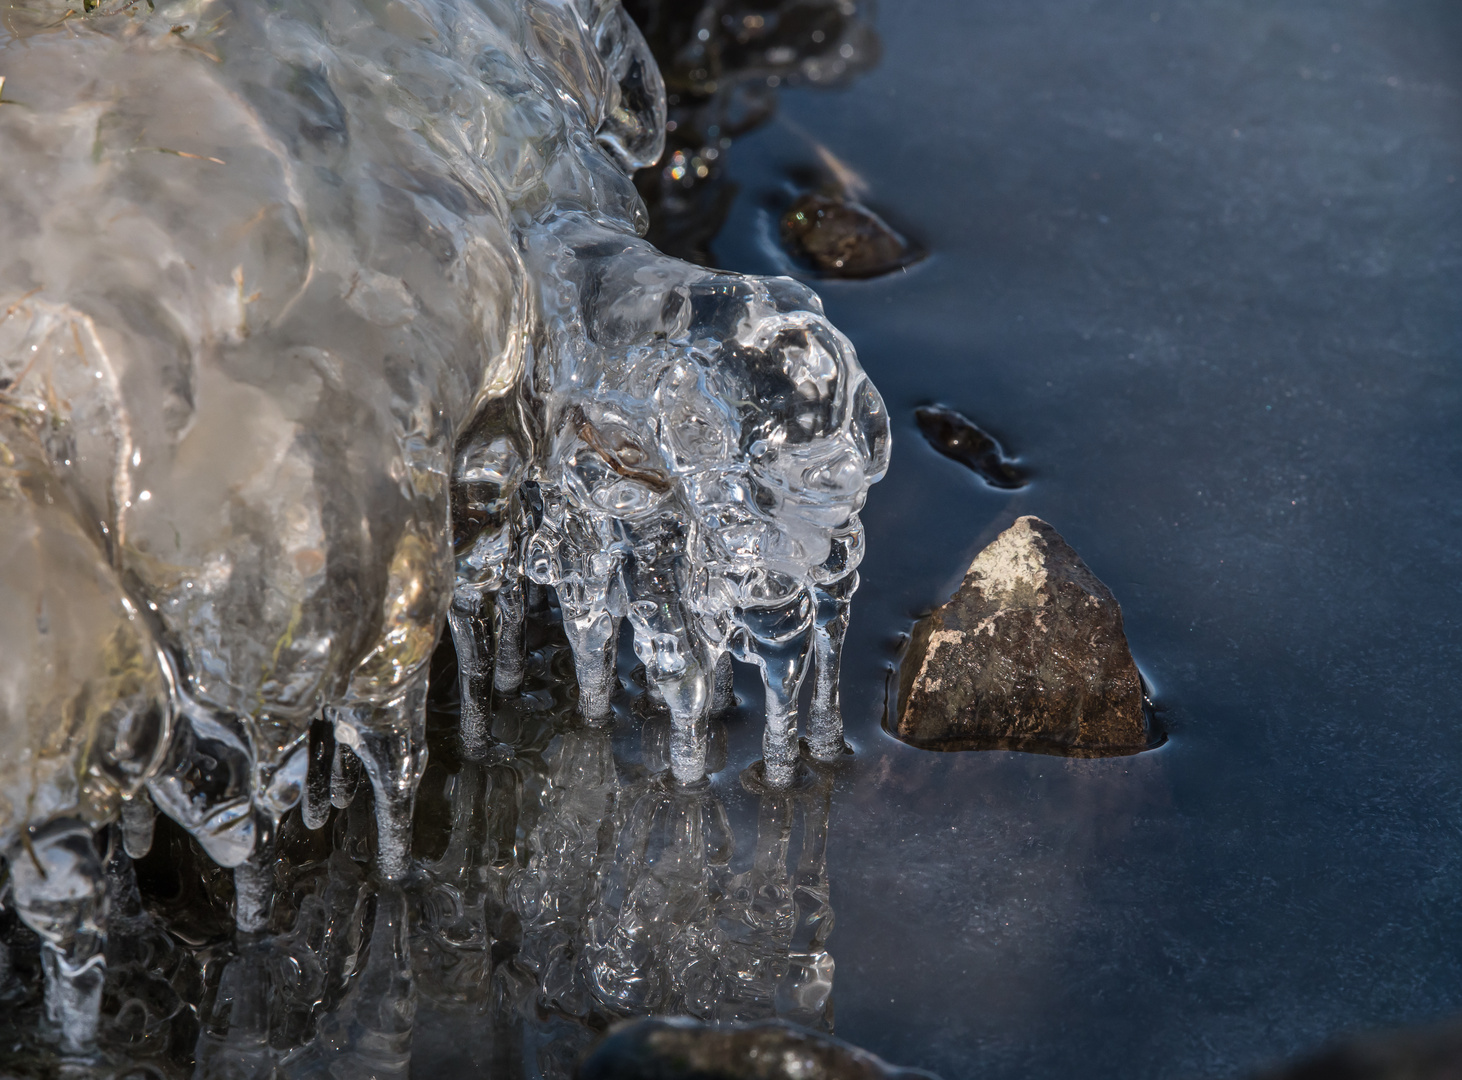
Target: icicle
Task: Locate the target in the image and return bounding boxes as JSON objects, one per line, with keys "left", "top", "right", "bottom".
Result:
{"left": 711, "top": 651, "right": 735, "bottom": 716}
{"left": 562, "top": 606, "right": 621, "bottom": 722}
{"left": 663, "top": 665, "right": 712, "bottom": 785}
{"left": 493, "top": 573, "right": 527, "bottom": 694}
{"left": 120, "top": 789, "right": 156, "bottom": 860}
{"left": 232, "top": 821, "right": 275, "bottom": 934}
{"left": 329, "top": 676, "right": 429, "bottom": 881}
{"left": 807, "top": 571, "right": 858, "bottom": 763}
{"left": 147, "top": 703, "right": 256, "bottom": 868}
{"left": 8, "top": 819, "right": 107, "bottom": 1054}
{"left": 102, "top": 824, "right": 145, "bottom": 926}
{"left": 448, "top": 597, "right": 495, "bottom": 758}
{"left": 302, "top": 717, "right": 334, "bottom": 830}
{"left": 629, "top": 599, "right": 714, "bottom": 784}
{"left": 331, "top": 741, "right": 363, "bottom": 810}
{"left": 733, "top": 589, "right": 816, "bottom": 788}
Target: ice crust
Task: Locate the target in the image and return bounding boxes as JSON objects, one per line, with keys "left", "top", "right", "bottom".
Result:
{"left": 0, "top": 0, "right": 885, "bottom": 1052}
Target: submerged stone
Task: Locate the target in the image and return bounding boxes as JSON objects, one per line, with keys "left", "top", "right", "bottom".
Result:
{"left": 896, "top": 516, "right": 1148, "bottom": 756}
{"left": 914, "top": 404, "right": 1026, "bottom": 490}
{"left": 577, "top": 1017, "right": 942, "bottom": 1080}
{"left": 780, "top": 193, "right": 921, "bottom": 279}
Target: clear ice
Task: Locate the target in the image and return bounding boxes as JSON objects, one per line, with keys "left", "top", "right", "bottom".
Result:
{"left": 0, "top": 0, "right": 886, "bottom": 1054}
{"left": 0, "top": 619, "right": 845, "bottom": 1076}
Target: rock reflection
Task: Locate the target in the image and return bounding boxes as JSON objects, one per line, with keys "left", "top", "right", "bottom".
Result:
{"left": 0, "top": 610, "right": 839, "bottom": 1078}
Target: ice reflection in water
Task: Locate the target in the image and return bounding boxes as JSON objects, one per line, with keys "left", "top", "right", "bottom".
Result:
{"left": 0, "top": 610, "right": 838, "bottom": 1078}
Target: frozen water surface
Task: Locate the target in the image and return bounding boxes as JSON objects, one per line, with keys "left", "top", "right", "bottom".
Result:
{"left": 708, "top": 0, "right": 1462, "bottom": 1077}
{"left": 4, "top": 0, "right": 1462, "bottom": 1075}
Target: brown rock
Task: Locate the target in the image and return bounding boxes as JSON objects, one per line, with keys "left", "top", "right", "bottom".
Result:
{"left": 779, "top": 193, "right": 922, "bottom": 279}
{"left": 896, "top": 516, "right": 1149, "bottom": 756}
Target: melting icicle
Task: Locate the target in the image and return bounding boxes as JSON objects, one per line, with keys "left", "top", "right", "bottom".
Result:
{"left": 453, "top": 395, "right": 531, "bottom": 733}
{"left": 624, "top": 524, "right": 715, "bottom": 781}
{"left": 233, "top": 827, "right": 275, "bottom": 934}
{"left": 808, "top": 572, "right": 858, "bottom": 762}
{"left": 146, "top": 704, "right": 256, "bottom": 869}
{"left": 493, "top": 575, "right": 528, "bottom": 695}
{"left": 119, "top": 790, "right": 156, "bottom": 860}
{"left": 329, "top": 677, "right": 429, "bottom": 881}
{"left": 522, "top": 213, "right": 887, "bottom": 786}
{"left": 302, "top": 718, "right": 334, "bottom": 830}
{"left": 734, "top": 589, "right": 816, "bottom": 788}
{"left": 448, "top": 602, "right": 496, "bottom": 757}
{"left": 330, "top": 743, "right": 363, "bottom": 811}
{"left": 7, "top": 820, "right": 108, "bottom": 1054}
{"left": 562, "top": 606, "right": 623, "bottom": 723}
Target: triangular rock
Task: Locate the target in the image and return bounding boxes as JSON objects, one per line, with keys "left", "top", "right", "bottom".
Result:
{"left": 896, "top": 516, "right": 1148, "bottom": 756}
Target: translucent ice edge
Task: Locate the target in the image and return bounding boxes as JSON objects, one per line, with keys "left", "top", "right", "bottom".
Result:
{"left": 0, "top": 0, "right": 886, "bottom": 1051}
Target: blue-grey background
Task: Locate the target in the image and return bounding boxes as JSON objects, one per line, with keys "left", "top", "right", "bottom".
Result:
{"left": 710, "top": 0, "right": 1462, "bottom": 1076}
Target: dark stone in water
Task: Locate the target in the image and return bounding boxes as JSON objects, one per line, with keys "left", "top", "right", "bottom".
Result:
{"left": 624, "top": 0, "right": 881, "bottom": 266}
{"left": 914, "top": 404, "right": 1026, "bottom": 489}
{"left": 577, "top": 1017, "right": 942, "bottom": 1080}
{"left": 1250, "top": 1015, "right": 1462, "bottom": 1079}
{"left": 779, "top": 193, "right": 921, "bottom": 278}
{"left": 896, "top": 516, "right": 1148, "bottom": 757}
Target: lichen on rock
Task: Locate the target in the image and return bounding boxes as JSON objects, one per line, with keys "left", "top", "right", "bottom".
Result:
{"left": 896, "top": 515, "right": 1150, "bottom": 757}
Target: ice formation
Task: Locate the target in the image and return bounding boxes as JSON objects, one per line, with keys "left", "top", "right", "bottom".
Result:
{"left": 0, "top": 613, "right": 841, "bottom": 1076}
{"left": 0, "top": 0, "right": 885, "bottom": 1053}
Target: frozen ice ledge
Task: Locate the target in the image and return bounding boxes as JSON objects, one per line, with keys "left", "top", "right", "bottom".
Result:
{"left": 0, "top": 0, "right": 887, "bottom": 1051}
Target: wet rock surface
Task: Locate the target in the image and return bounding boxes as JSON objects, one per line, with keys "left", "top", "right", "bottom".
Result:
{"left": 914, "top": 405, "right": 1026, "bottom": 490}
{"left": 578, "top": 1018, "right": 943, "bottom": 1080}
{"left": 896, "top": 516, "right": 1148, "bottom": 756}
{"left": 779, "top": 193, "right": 922, "bottom": 279}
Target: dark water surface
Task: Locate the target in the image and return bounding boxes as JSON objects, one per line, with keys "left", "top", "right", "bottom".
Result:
{"left": 705, "top": 1, "right": 1462, "bottom": 1077}
{"left": 8, "top": 4, "right": 1458, "bottom": 1078}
